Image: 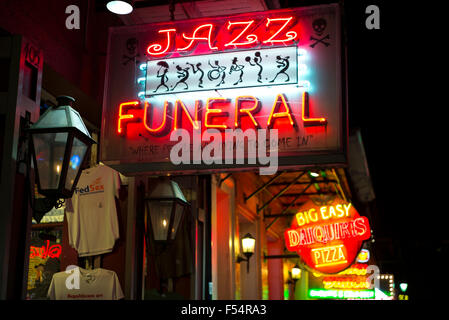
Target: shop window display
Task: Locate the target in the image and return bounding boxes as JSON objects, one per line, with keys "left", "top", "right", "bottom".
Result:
{"left": 26, "top": 228, "right": 62, "bottom": 300}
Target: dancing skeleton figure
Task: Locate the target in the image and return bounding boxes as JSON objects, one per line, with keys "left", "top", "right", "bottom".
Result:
{"left": 245, "top": 52, "right": 263, "bottom": 83}
{"left": 187, "top": 62, "right": 204, "bottom": 88}
{"left": 172, "top": 65, "right": 190, "bottom": 91}
{"left": 153, "top": 61, "right": 169, "bottom": 92}
{"left": 229, "top": 57, "right": 244, "bottom": 85}
{"left": 270, "top": 55, "right": 290, "bottom": 83}
{"left": 207, "top": 60, "right": 226, "bottom": 87}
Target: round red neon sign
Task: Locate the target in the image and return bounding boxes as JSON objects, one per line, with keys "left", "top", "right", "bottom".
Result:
{"left": 284, "top": 198, "right": 371, "bottom": 274}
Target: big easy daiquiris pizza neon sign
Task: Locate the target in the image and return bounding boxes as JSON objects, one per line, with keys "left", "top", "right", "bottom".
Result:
{"left": 100, "top": 4, "right": 346, "bottom": 174}
{"left": 284, "top": 198, "right": 371, "bottom": 274}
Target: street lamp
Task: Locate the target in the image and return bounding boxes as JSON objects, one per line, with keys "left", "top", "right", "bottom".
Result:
{"left": 399, "top": 283, "right": 408, "bottom": 293}
{"left": 144, "top": 178, "right": 189, "bottom": 296}
{"left": 286, "top": 263, "right": 301, "bottom": 300}
{"left": 145, "top": 178, "right": 189, "bottom": 243}
{"left": 291, "top": 264, "right": 301, "bottom": 282}
{"left": 237, "top": 233, "right": 256, "bottom": 273}
{"left": 26, "top": 96, "right": 95, "bottom": 215}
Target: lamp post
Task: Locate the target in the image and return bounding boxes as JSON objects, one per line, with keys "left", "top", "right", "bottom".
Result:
{"left": 144, "top": 177, "right": 189, "bottom": 296}
{"left": 291, "top": 264, "right": 301, "bottom": 282}
{"left": 26, "top": 96, "right": 95, "bottom": 217}
{"left": 286, "top": 264, "right": 301, "bottom": 300}
{"left": 237, "top": 233, "right": 256, "bottom": 273}
{"left": 145, "top": 178, "right": 189, "bottom": 243}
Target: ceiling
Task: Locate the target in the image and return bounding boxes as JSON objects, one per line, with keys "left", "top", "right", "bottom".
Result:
{"left": 241, "top": 167, "right": 352, "bottom": 240}
{"left": 116, "top": 0, "right": 272, "bottom": 25}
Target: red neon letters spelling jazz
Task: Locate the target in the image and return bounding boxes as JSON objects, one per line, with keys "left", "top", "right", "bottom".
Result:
{"left": 146, "top": 17, "right": 298, "bottom": 56}
{"left": 117, "top": 92, "right": 327, "bottom": 136}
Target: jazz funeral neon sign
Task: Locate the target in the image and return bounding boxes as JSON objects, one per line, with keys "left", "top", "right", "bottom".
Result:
{"left": 101, "top": 4, "right": 344, "bottom": 175}
{"left": 284, "top": 199, "right": 371, "bottom": 273}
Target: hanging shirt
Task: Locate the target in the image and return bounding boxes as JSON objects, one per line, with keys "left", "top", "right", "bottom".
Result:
{"left": 66, "top": 164, "right": 121, "bottom": 257}
{"left": 47, "top": 267, "right": 124, "bottom": 300}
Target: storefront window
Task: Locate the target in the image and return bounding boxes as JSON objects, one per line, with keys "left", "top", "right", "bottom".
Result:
{"left": 26, "top": 224, "right": 63, "bottom": 300}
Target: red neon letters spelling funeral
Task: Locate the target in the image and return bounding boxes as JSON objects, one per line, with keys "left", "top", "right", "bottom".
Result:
{"left": 116, "top": 92, "right": 327, "bottom": 136}
{"left": 143, "top": 101, "right": 169, "bottom": 133}
{"left": 118, "top": 101, "right": 139, "bottom": 134}
{"left": 146, "top": 16, "right": 297, "bottom": 56}
{"left": 267, "top": 93, "right": 295, "bottom": 128}
{"left": 234, "top": 96, "right": 260, "bottom": 127}
{"left": 174, "top": 100, "right": 200, "bottom": 130}
{"left": 284, "top": 199, "right": 371, "bottom": 274}
{"left": 302, "top": 91, "right": 327, "bottom": 126}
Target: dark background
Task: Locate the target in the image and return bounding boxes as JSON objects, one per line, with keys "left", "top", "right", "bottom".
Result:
{"left": 341, "top": 0, "right": 440, "bottom": 300}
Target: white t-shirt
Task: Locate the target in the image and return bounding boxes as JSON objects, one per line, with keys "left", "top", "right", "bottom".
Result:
{"left": 47, "top": 267, "right": 124, "bottom": 300}
{"left": 66, "top": 165, "right": 121, "bottom": 257}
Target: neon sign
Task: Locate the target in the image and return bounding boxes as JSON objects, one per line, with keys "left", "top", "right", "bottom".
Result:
{"left": 225, "top": 20, "right": 258, "bottom": 47}
{"left": 356, "top": 249, "right": 370, "bottom": 263}
{"left": 29, "top": 240, "right": 62, "bottom": 259}
{"left": 146, "top": 17, "right": 298, "bottom": 57}
{"left": 336, "top": 263, "right": 368, "bottom": 276}
{"left": 101, "top": 5, "right": 345, "bottom": 175}
{"left": 284, "top": 199, "right": 371, "bottom": 274}
{"left": 117, "top": 91, "right": 325, "bottom": 137}
{"left": 322, "top": 276, "right": 371, "bottom": 290}
{"left": 309, "top": 289, "right": 375, "bottom": 299}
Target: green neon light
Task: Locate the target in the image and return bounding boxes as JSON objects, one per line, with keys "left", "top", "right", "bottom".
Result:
{"left": 308, "top": 289, "right": 375, "bottom": 299}
{"left": 399, "top": 283, "right": 408, "bottom": 292}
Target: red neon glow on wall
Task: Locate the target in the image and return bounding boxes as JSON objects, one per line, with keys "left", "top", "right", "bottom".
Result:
{"left": 146, "top": 29, "right": 177, "bottom": 56}
{"left": 224, "top": 20, "right": 258, "bottom": 47}
{"left": 263, "top": 17, "right": 297, "bottom": 44}
{"left": 302, "top": 91, "right": 327, "bottom": 126}
{"left": 30, "top": 240, "right": 62, "bottom": 259}
{"left": 178, "top": 24, "right": 218, "bottom": 51}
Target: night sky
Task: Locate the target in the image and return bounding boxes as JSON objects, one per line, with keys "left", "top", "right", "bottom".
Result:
{"left": 343, "top": 0, "right": 441, "bottom": 299}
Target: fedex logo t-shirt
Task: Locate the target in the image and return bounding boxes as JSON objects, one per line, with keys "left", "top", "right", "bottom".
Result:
{"left": 66, "top": 164, "right": 121, "bottom": 257}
